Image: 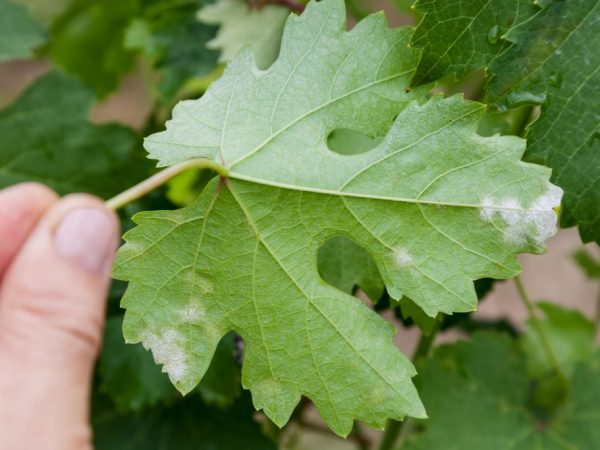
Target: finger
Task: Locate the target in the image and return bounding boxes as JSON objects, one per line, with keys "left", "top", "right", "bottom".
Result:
{"left": 0, "top": 183, "right": 57, "bottom": 276}
{"left": 0, "top": 194, "right": 118, "bottom": 450}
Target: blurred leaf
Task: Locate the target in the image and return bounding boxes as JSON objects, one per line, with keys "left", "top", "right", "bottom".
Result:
{"left": 93, "top": 393, "right": 277, "bottom": 450}
{"left": 48, "top": 0, "right": 139, "bottom": 97}
{"left": 327, "top": 128, "right": 382, "bottom": 155}
{"left": 477, "top": 106, "right": 532, "bottom": 138}
{"left": 166, "top": 168, "right": 215, "bottom": 206}
{"left": 198, "top": 0, "right": 289, "bottom": 69}
{"left": 404, "top": 332, "right": 600, "bottom": 450}
{"left": 399, "top": 298, "right": 437, "bottom": 335}
{"left": 196, "top": 332, "right": 242, "bottom": 408}
{"left": 125, "top": 0, "right": 219, "bottom": 102}
{"left": 0, "top": 0, "right": 46, "bottom": 61}
{"left": 522, "top": 302, "right": 595, "bottom": 379}
{"left": 317, "top": 236, "right": 384, "bottom": 301}
{"left": 0, "top": 71, "right": 150, "bottom": 197}
{"left": 573, "top": 249, "right": 600, "bottom": 280}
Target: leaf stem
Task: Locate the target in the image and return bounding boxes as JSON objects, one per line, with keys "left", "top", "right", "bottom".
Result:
{"left": 105, "top": 158, "right": 228, "bottom": 211}
{"left": 378, "top": 316, "right": 442, "bottom": 450}
{"left": 513, "top": 275, "right": 567, "bottom": 382}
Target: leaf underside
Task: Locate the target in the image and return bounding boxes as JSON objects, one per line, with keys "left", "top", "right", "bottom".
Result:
{"left": 115, "top": 0, "right": 561, "bottom": 435}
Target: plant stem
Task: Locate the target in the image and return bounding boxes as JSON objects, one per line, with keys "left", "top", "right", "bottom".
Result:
{"left": 378, "top": 317, "right": 442, "bottom": 450}
{"left": 513, "top": 275, "right": 567, "bottom": 382}
{"left": 105, "top": 158, "right": 228, "bottom": 211}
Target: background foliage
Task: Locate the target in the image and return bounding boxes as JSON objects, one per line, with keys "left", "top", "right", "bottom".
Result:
{"left": 0, "top": 0, "right": 599, "bottom": 449}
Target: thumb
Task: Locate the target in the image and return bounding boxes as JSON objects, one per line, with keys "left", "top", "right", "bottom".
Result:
{"left": 0, "top": 194, "right": 118, "bottom": 450}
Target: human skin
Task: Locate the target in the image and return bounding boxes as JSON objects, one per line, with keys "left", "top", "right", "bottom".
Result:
{"left": 0, "top": 183, "right": 118, "bottom": 450}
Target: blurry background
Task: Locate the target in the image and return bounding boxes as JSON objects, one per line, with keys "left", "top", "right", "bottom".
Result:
{"left": 1, "top": 0, "right": 599, "bottom": 449}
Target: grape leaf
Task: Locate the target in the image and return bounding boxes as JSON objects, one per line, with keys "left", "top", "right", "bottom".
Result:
{"left": 404, "top": 332, "right": 600, "bottom": 450}
{"left": 114, "top": 0, "right": 561, "bottom": 435}
{"left": 411, "top": 0, "right": 600, "bottom": 243}
{"left": 93, "top": 393, "right": 277, "bottom": 450}
{"left": 198, "top": 0, "right": 289, "bottom": 69}
{"left": 99, "top": 316, "right": 241, "bottom": 412}
{"left": 0, "top": 0, "right": 46, "bottom": 61}
{"left": 0, "top": 71, "right": 149, "bottom": 196}
{"left": 125, "top": 0, "right": 219, "bottom": 101}
{"left": 488, "top": 0, "right": 600, "bottom": 244}
{"left": 410, "top": 0, "right": 536, "bottom": 85}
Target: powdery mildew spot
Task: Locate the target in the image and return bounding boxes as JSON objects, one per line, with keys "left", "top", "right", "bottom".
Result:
{"left": 480, "top": 184, "right": 563, "bottom": 246}
{"left": 142, "top": 329, "right": 188, "bottom": 383}
{"left": 181, "top": 303, "right": 204, "bottom": 324}
{"left": 395, "top": 248, "right": 413, "bottom": 267}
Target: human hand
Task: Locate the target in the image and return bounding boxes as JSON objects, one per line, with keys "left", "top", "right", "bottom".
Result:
{"left": 0, "top": 183, "right": 118, "bottom": 450}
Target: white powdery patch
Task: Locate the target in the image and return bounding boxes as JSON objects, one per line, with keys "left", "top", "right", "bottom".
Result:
{"left": 180, "top": 303, "right": 204, "bottom": 324}
{"left": 395, "top": 248, "right": 413, "bottom": 267}
{"left": 142, "top": 329, "right": 188, "bottom": 383}
{"left": 480, "top": 185, "right": 563, "bottom": 246}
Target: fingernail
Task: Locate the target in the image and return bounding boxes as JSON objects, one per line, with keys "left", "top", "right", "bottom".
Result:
{"left": 54, "top": 208, "right": 117, "bottom": 274}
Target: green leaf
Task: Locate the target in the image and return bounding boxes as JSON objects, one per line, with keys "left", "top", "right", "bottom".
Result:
{"left": 99, "top": 316, "right": 241, "bottom": 412}
{"left": 48, "top": 0, "right": 139, "bottom": 97}
{"left": 488, "top": 0, "right": 600, "bottom": 244}
{"left": 573, "top": 248, "right": 600, "bottom": 279}
{"left": 404, "top": 332, "right": 600, "bottom": 450}
{"left": 125, "top": 0, "right": 219, "bottom": 101}
{"left": 410, "top": 0, "right": 536, "bottom": 85}
{"left": 0, "top": 71, "right": 149, "bottom": 197}
{"left": 115, "top": 0, "right": 561, "bottom": 435}
{"left": 521, "top": 302, "right": 595, "bottom": 379}
{"left": 412, "top": 0, "right": 600, "bottom": 244}
{"left": 93, "top": 394, "right": 277, "bottom": 450}
{"left": 399, "top": 298, "right": 437, "bottom": 335}
{"left": 198, "top": 0, "right": 289, "bottom": 70}
{"left": 0, "top": 0, "right": 46, "bottom": 61}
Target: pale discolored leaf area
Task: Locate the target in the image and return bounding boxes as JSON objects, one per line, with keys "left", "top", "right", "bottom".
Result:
{"left": 0, "top": 0, "right": 46, "bottom": 61}
{"left": 115, "top": 0, "right": 561, "bottom": 435}
{"left": 198, "top": 0, "right": 289, "bottom": 70}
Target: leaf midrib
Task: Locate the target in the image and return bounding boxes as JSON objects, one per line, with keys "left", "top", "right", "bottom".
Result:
{"left": 227, "top": 171, "right": 550, "bottom": 214}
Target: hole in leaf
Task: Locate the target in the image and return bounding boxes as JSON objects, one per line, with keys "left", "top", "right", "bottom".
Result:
{"left": 317, "top": 236, "right": 384, "bottom": 302}
{"left": 326, "top": 128, "right": 382, "bottom": 155}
